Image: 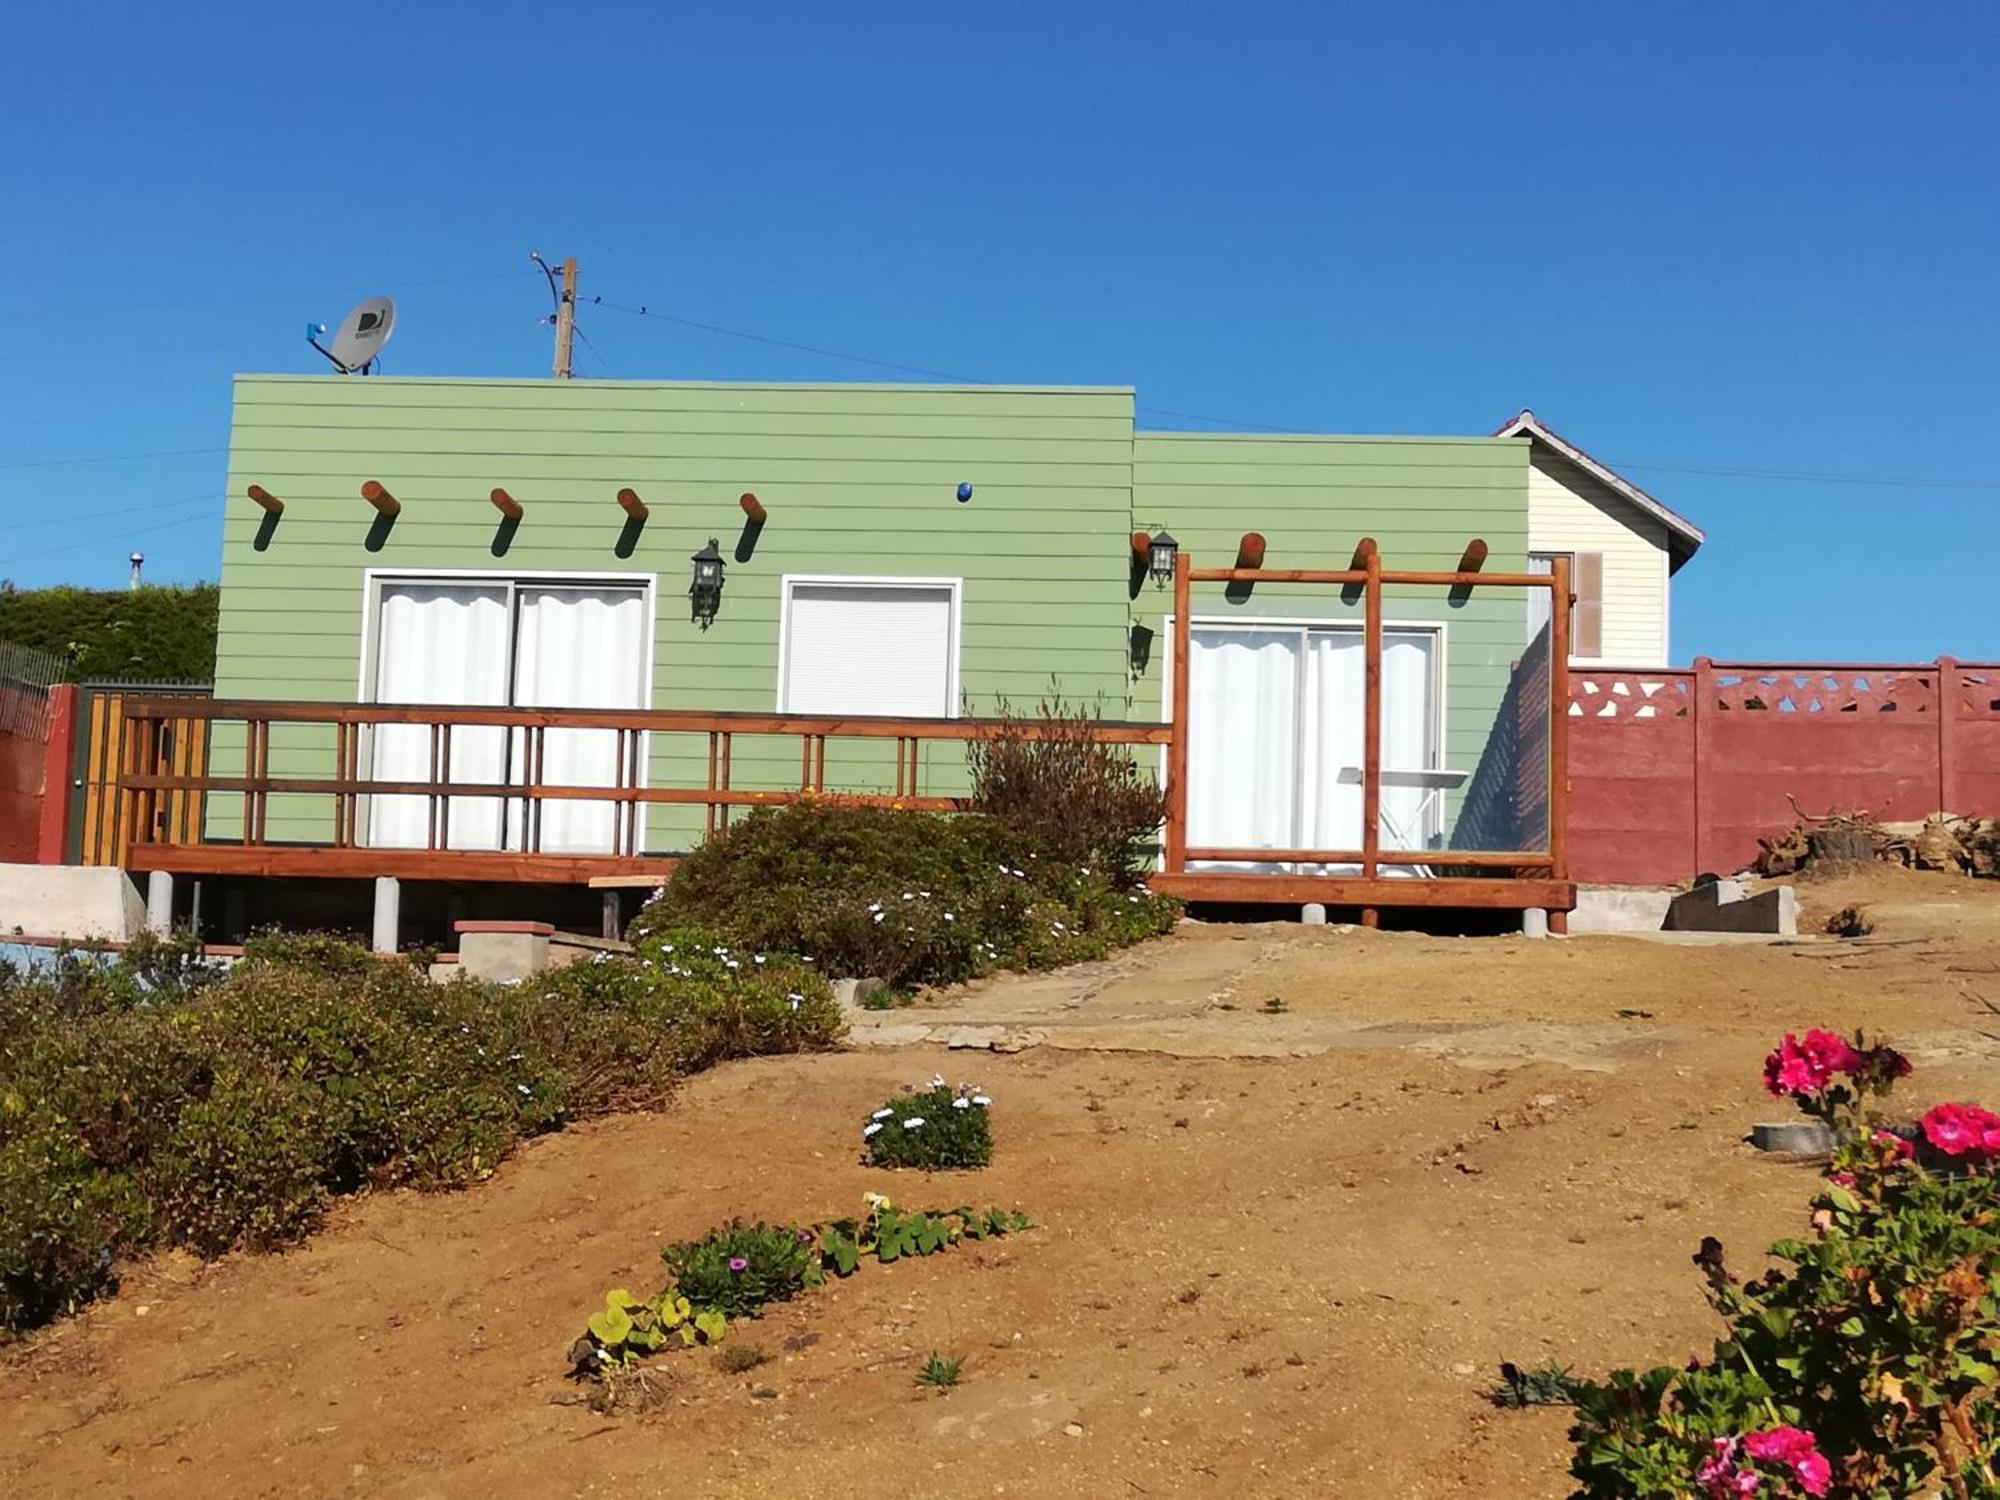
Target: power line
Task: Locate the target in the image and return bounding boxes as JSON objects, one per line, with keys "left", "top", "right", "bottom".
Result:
{"left": 0, "top": 492, "right": 220, "bottom": 532}
{"left": 0, "top": 446, "right": 225, "bottom": 471}
{"left": 19, "top": 504, "right": 218, "bottom": 561}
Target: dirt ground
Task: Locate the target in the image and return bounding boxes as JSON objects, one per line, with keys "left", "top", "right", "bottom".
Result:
{"left": 8, "top": 867, "right": 2000, "bottom": 1499}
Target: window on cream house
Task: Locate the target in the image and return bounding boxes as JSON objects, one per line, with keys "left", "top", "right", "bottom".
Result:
{"left": 1528, "top": 551, "right": 1604, "bottom": 660}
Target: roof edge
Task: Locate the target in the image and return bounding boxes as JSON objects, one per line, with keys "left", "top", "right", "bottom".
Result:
{"left": 1492, "top": 409, "right": 1705, "bottom": 563}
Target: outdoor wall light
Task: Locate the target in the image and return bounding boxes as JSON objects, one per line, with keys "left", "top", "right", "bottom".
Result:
{"left": 1147, "top": 530, "right": 1180, "bottom": 586}
{"left": 689, "top": 538, "right": 726, "bottom": 628}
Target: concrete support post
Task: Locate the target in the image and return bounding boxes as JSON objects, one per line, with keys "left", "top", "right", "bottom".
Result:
{"left": 1300, "top": 903, "right": 1327, "bottom": 926}
{"left": 1521, "top": 907, "right": 1550, "bottom": 940}
{"left": 372, "top": 875, "right": 401, "bottom": 955}
{"left": 145, "top": 870, "right": 173, "bottom": 935}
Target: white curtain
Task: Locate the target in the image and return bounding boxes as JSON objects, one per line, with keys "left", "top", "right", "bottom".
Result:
{"left": 1298, "top": 633, "right": 1363, "bottom": 863}
{"left": 1188, "top": 625, "right": 1438, "bottom": 872}
{"left": 512, "top": 587, "right": 647, "bottom": 853}
{"left": 369, "top": 584, "right": 510, "bottom": 849}
{"left": 1380, "top": 633, "right": 1436, "bottom": 851}
{"left": 1186, "top": 630, "right": 1299, "bottom": 870}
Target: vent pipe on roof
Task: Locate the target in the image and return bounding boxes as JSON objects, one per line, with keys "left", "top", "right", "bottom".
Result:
{"left": 128, "top": 552, "right": 144, "bottom": 590}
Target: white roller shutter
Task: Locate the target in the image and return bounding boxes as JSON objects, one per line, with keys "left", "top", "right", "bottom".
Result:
{"left": 781, "top": 582, "right": 957, "bottom": 716}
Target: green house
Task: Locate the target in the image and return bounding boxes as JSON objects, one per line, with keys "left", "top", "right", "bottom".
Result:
{"left": 208, "top": 374, "right": 1546, "bottom": 882}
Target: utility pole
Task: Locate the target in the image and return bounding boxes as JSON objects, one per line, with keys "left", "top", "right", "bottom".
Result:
{"left": 552, "top": 257, "right": 578, "bottom": 379}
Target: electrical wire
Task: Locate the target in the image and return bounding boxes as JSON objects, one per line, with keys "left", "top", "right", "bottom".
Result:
{"left": 0, "top": 446, "right": 225, "bottom": 471}
{"left": 0, "top": 492, "right": 221, "bottom": 532}
{"left": 17, "top": 503, "right": 219, "bottom": 561}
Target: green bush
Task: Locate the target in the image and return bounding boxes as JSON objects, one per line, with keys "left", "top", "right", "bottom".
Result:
{"left": 632, "top": 805, "right": 1179, "bottom": 990}
{"left": 0, "top": 924, "right": 846, "bottom": 1338}
{"left": 0, "top": 582, "right": 218, "bottom": 682}
{"left": 661, "top": 1220, "right": 819, "bottom": 1319}
{"left": 966, "top": 695, "right": 1166, "bottom": 881}
{"left": 863, "top": 1081, "right": 993, "bottom": 1170}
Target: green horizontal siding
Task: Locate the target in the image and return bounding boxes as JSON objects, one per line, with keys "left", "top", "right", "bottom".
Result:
{"left": 210, "top": 381, "right": 1539, "bottom": 857}
{"left": 214, "top": 377, "right": 1136, "bottom": 849}
{"left": 1130, "top": 433, "right": 1534, "bottom": 845}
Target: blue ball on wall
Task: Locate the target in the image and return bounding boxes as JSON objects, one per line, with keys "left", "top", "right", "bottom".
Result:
{"left": 956, "top": 482, "right": 974, "bottom": 503}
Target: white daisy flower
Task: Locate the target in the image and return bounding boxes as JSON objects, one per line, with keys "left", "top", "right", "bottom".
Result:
{"left": 971, "top": 1096, "right": 991, "bottom": 1107}
{"left": 951, "top": 1097, "right": 971, "bottom": 1110}
{"left": 943, "top": 913, "right": 955, "bottom": 923}
{"left": 863, "top": 1122, "right": 883, "bottom": 1137}
{"left": 872, "top": 1108, "right": 895, "bottom": 1120}
{"left": 919, "top": 890, "right": 932, "bottom": 898}
{"left": 903, "top": 1117, "right": 925, "bottom": 1129}
{"left": 872, "top": 911, "right": 886, "bottom": 924}
{"left": 516, "top": 1084, "right": 531, "bottom": 1095}
{"left": 753, "top": 955, "right": 766, "bottom": 964}
{"left": 930, "top": 1074, "right": 946, "bottom": 1088}
{"left": 902, "top": 892, "right": 914, "bottom": 901}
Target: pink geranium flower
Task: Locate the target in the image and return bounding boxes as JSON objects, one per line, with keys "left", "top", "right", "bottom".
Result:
{"left": 1922, "top": 1102, "right": 2000, "bottom": 1160}
{"left": 1763, "top": 1029, "right": 1861, "bottom": 1097}
{"left": 1743, "top": 1425, "right": 1832, "bottom": 1497}
{"left": 1697, "top": 1438, "right": 1760, "bottom": 1497}
{"left": 1870, "top": 1128, "right": 1914, "bottom": 1161}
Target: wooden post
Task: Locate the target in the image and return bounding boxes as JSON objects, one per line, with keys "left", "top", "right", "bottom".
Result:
{"left": 490, "top": 488, "right": 523, "bottom": 521}
{"left": 36, "top": 684, "right": 78, "bottom": 864}
{"left": 247, "top": 484, "right": 284, "bottom": 515}
{"left": 1234, "top": 532, "right": 1267, "bottom": 569}
{"left": 1165, "top": 552, "right": 1193, "bottom": 874}
{"left": 1361, "top": 543, "right": 1383, "bottom": 883}
{"left": 740, "top": 492, "right": 767, "bottom": 525}
{"left": 1547, "top": 555, "right": 1572, "bottom": 934}
{"left": 1692, "top": 656, "right": 1714, "bottom": 875}
{"left": 616, "top": 488, "right": 649, "bottom": 522}
{"left": 1938, "top": 655, "right": 1959, "bottom": 817}
{"left": 553, "top": 257, "right": 578, "bottom": 379}
{"left": 361, "top": 480, "right": 400, "bottom": 518}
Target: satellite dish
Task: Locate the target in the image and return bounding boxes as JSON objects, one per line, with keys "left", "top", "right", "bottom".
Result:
{"left": 309, "top": 295, "right": 396, "bottom": 374}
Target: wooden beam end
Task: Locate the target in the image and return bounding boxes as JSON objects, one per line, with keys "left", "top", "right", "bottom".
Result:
{"left": 360, "top": 480, "right": 400, "bottom": 517}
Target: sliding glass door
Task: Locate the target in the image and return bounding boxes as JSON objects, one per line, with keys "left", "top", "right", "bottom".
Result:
{"left": 1185, "top": 622, "right": 1440, "bottom": 871}
{"left": 366, "top": 577, "right": 650, "bottom": 853}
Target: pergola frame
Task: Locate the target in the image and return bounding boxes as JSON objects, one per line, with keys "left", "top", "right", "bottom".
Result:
{"left": 1151, "top": 543, "right": 1574, "bottom": 930}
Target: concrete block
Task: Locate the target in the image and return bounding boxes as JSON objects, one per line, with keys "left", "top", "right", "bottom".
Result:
{"left": 455, "top": 920, "right": 553, "bottom": 982}
{"left": 1300, "top": 903, "right": 1328, "bottom": 926}
{"left": 0, "top": 863, "right": 146, "bottom": 942}
{"left": 833, "top": 976, "right": 888, "bottom": 1010}
{"left": 1521, "top": 908, "right": 1550, "bottom": 940}
{"left": 1567, "top": 886, "right": 1676, "bottom": 935}
{"left": 145, "top": 870, "right": 173, "bottom": 935}
{"left": 1666, "top": 882, "right": 1797, "bottom": 937}
{"left": 1752, "top": 1120, "right": 1836, "bottom": 1154}
{"left": 372, "top": 875, "right": 401, "bottom": 955}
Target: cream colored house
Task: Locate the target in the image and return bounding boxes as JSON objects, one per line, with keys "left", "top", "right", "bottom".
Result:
{"left": 1492, "top": 410, "right": 1703, "bottom": 668}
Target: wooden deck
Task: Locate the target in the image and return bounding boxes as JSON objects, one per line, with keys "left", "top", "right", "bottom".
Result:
{"left": 92, "top": 545, "right": 1572, "bottom": 920}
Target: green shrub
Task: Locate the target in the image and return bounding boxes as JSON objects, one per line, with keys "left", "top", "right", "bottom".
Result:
{"left": 0, "top": 923, "right": 846, "bottom": 1338}
{"left": 145, "top": 1064, "right": 331, "bottom": 1255}
{"left": 632, "top": 805, "right": 1179, "bottom": 990}
{"left": 0, "top": 582, "right": 217, "bottom": 681}
{"left": 0, "top": 1123, "right": 146, "bottom": 1331}
{"left": 661, "top": 1220, "right": 819, "bottom": 1318}
{"left": 966, "top": 695, "right": 1166, "bottom": 881}
{"left": 863, "top": 1081, "right": 993, "bottom": 1170}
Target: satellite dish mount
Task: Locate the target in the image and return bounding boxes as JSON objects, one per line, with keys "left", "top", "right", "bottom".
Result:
{"left": 309, "top": 295, "right": 397, "bottom": 374}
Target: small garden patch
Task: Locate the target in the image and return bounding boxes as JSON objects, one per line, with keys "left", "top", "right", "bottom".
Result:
{"left": 567, "top": 1192, "right": 1034, "bottom": 1401}
{"left": 862, "top": 1076, "right": 994, "bottom": 1171}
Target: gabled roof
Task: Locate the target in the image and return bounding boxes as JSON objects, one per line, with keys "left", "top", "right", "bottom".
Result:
{"left": 1491, "top": 409, "right": 1705, "bottom": 569}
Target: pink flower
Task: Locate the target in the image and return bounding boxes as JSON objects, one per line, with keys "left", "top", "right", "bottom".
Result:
{"left": 1764, "top": 1030, "right": 1858, "bottom": 1097}
{"left": 1921, "top": 1102, "right": 2000, "bottom": 1160}
{"left": 1827, "top": 1170, "right": 1856, "bottom": 1188}
{"left": 1871, "top": 1129, "right": 1914, "bottom": 1161}
{"left": 1744, "top": 1426, "right": 1832, "bottom": 1498}
{"left": 1697, "top": 1438, "right": 1760, "bottom": 1497}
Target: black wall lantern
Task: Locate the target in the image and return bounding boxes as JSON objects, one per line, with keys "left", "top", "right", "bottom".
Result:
{"left": 689, "top": 537, "right": 725, "bottom": 628}
{"left": 1147, "top": 530, "right": 1180, "bottom": 586}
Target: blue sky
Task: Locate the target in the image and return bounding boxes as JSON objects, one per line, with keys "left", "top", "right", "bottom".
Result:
{"left": 3, "top": 1, "right": 1996, "bottom": 662}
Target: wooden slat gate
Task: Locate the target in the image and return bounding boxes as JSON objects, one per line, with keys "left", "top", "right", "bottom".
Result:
{"left": 72, "top": 683, "right": 212, "bottom": 865}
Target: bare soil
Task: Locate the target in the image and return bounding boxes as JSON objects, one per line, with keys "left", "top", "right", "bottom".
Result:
{"left": 7, "top": 867, "right": 2000, "bottom": 1498}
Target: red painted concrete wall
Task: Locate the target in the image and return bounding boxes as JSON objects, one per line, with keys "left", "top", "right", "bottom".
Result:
{"left": 0, "top": 682, "right": 48, "bottom": 863}
{"left": 1567, "top": 659, "right": 2000, "bottom": 886}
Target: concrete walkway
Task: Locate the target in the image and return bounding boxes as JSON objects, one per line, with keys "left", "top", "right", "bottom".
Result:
{"left": 845, "top": 922, "right": 1691, "bottom": 1071}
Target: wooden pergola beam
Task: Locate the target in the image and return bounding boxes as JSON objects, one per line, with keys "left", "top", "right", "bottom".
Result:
{"left": 361, "top": 480, "right": 400, "bottom": 518}
{"left": 1235, "top": 532, "right": 1267, "bottom": 569}
{"left": 616, "top": 487, "right": 649, "bottom": 522}
{"left": 1348, "top": 536, "right": 1378, "bottom": 570}
{"left": 1456, "top": 538, "right": 1489, "bottom": 573}
{"left": 491, "top": 488, "right": 524, "bottom": 521}
{"left": 246, "top": 484, "right": 284, "bottom": 515}
{"left": 1131, "top": 530, "right": 1152, "bottom": 561}
{"left": 740, "top": 492, "right": 768, "bottom": 525}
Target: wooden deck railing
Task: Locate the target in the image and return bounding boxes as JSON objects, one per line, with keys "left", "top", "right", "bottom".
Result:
{"left": 105, "top": 697, "right": 1173, "bottom": 882}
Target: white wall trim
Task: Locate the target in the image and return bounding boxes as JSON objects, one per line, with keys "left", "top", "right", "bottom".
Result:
{"left": 774, "top": 573, "right": 964, "bottom": 716}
